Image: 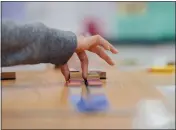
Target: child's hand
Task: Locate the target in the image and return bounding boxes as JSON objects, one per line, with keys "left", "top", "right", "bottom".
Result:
{"left": 61, "top": 35, "right": 118, "bottom": 81}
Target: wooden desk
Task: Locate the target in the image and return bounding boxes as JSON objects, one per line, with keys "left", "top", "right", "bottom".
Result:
{"left": 2, "top": 66, "right": 174, "bottom": 129}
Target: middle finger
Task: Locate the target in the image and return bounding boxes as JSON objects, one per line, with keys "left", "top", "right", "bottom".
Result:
{"left": 76, "top": 51, "right": 88, "bottom": 79}
{"left": 90, "top": 46, "right": 115, "bottom": 65}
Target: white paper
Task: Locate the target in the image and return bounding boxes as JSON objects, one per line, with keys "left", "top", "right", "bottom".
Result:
{"left": 133, "top": 99, "right": 175, "bottom": 129}
{"left": 156, "top": 85, "right": 175, "bottom": 113}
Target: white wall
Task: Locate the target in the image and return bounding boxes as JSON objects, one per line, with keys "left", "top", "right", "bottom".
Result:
{"left": 25, "top": 2, "right": 118, "bottom": 37}
{"left": 26, "top": 2, "right": 79, "bottom": 33}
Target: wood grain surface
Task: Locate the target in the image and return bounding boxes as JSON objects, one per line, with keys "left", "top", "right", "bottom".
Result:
{"left": 2, "top": 65, "right": 174, "bottom": 129}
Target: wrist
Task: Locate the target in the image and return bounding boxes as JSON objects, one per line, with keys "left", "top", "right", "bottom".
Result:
{"left": 76, "top": 36, "right": 84, "bottom": 53}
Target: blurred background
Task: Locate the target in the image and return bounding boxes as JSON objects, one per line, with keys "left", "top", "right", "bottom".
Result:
{"left": 2, "top": 2, "right": 175, "bottom": 43}
{"left": 1, "top": 2, "right": 175, "bottom": 129}
{"left": 1, "top": 1, "right": 175, "bottom": 69}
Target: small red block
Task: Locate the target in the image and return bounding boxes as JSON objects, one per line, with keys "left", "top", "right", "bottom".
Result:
{"left": 87, "top": 79, "right": 102, "bottom": 86}
{"left": 70, "top": 78, "right": 84, "bottom": 82}
{"left": 67, "top": 80, "right": 82, "bottom": 87}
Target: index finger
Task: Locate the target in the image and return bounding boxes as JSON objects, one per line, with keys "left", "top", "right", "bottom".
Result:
{"left": 87, "top": 35, "right": 118, "bottom": 54}
{"left": 60, "top": 64, "right": 70, "bottom": 81}
{"left": 98, "top": 36, "right": 118, "bottom": 54}
{"left": 76, "top": 51, "right": 88, "bottom": 79}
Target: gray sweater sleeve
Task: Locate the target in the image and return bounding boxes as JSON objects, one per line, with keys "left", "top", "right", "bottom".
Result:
{"left": 1, "top": 20, "right": 77, "bottom": 67}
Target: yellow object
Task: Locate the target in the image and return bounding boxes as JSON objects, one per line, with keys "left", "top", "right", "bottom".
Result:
{"left": 87, "top": 72, "right": 100, "bottom": 79}
{"left": 148, "top": 65, "right": 175, "bottom": 73}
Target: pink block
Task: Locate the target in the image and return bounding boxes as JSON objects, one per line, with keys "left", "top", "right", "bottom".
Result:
{"left": 88, "top": 79, "right": 102, "bottom": 86}
{"left": 67, "top": 80, "right": 82, "bottom": 87}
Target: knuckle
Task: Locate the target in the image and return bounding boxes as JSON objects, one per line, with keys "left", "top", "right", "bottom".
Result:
{"left": 94, "top": 35, "right": 100, "bottom": 43}
{"left": 95, "top": 34, "right": 100, "bottom": 38}
{"left": 97, "top": 49, "right": 102, "bottom": 56}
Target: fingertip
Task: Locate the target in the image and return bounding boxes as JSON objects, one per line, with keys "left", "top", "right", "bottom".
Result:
{"left": 108, "top": 60, "right": 116, "bottom": 66}
{"left": 62, "top": 70, "right": 70, "bottom": 81}
{"left": 112, "top": 61, "right": 116, "bottom": 66}
{"left": 113, "top": 48, "right": 118, "bottom": 53}
{"left": 65, "top": 80, "right": 69, "bottom": 86}
{"left": 109, "top": 47, "right": 118, "bottom": 54}
{"left": 111, "top": 51, "right": 117, "bottom": 54}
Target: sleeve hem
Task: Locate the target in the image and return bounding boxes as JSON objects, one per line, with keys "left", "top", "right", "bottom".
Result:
{"left": 48, "top": 29, "right": 77, "bottom": 65}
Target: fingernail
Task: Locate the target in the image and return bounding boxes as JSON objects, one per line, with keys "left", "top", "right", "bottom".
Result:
{"left": 112, "top": 61, "right": 115, "bottom": 65}
{"left": 65, "top": 81, "right": 69, "bottom": 86}
{"left": 115, "top": 49, "right": 118, "bottom": 53}
{"left": 65, "top": 74, "right": 70, "bottom": 81}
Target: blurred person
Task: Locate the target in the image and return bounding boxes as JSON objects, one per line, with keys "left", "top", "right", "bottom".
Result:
{"left": 86, "top": 19, "right": 101, "bottom": 36}
{"left": 2, "top": 20, "right": 118, "bottom": 81}
{"left": 81, "top": 17, "right": 104, "bottom": 37}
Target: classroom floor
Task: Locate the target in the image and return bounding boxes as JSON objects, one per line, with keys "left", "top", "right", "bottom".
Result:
{"left": 1, "top": 44, "right": 175, "bottom": 129}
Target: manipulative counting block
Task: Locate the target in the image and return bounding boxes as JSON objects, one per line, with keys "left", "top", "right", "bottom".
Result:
{"left": 89, "top": 70, "right": 106, "bottom": 79}
{"left": 69, "top": 68, "right": 79, "bottom": 72}
{"left": 99, "top": 71, "right": 106, "bottom": 79}
{"left": 167, "top": 61, "right": 175, "bottom": 66}
{"left": 69, "top": 78, "right": 84, "bottom": 82}
{"left": 69, "top": 74, "right": 84, "bottom": 83}
{"left": 69, "top": 69, "right": 106, "bottom": 79}
{"left": 1, "top": 72, "right": 16, "bottom": 80}
{"left": 87, "top": 72, "right": 100, "bottom": 79}
{"left": 148, "top": 67, "right": 175, "bottom": 73}
{"left": 67, "top": 79, "right": 83, "bottom": 87}
{"left": 70, "top": 72, "right": 82, "bottom": 79}
{"left": 84, "top": 78, "right": 103, "bottom": 95}
{"left": 87, "top": 79, "right": 102, "bottom": 87}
